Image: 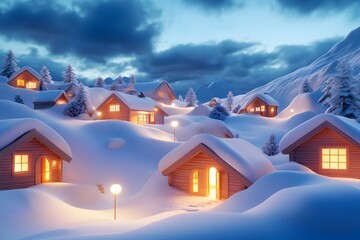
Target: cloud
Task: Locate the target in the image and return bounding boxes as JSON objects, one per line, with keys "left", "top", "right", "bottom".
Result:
{"left": 0, "top": 0, "right": 161, "bottom": 63}
{"left": 182, "top": 0, "right": 243, "bottom": 12}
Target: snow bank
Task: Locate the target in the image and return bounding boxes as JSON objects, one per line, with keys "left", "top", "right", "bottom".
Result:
{"left": 107, "top": 138, "right": 125, "bottom": 149}
{"left": 33, "top": 90, "right": 67, "bottom": 102}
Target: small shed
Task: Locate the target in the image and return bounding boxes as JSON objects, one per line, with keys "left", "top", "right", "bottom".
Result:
{"left": 134, "top": 81, "right": 176, "bottom": 105}
{"left": 238, "top": 93, "right": 279, "bottom": 117}
{"left": 33, "top": 90, "right": 69, "bottom": 109}
{"left": 7, "top": 67, "right": 40, "bottom": 90}
{"left": 280, "top": 114, "right": 360, "bottom": 179}
{"left": 208, "top": 98, "right": 221, "bottom": 108}
{"left": 0, "top": 118, "right": 72, "bottom": 190}
{"left": 159, "top": 134, "right": 273, "bottom": 199}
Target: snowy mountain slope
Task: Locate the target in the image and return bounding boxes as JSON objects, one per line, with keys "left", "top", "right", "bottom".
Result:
{"left": 240, "top": 27, "right": 360, "bottom": 111}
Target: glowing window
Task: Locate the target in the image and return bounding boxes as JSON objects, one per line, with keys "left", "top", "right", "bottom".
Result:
{"left": 150, "top": 113, "right": 155, "bottom": 123}
{"left": 44, "top": 158, "right": 50, "bottom": 182}
{"left": 138, "top": 114, "right": 147, "bottom": 124}
{"left": 158, "top": 91, "right": 165, "bottom": 98}
{"left": 193, "top": 170, "right": 199, "bottom": 193}
{"left": 260, "top": 105, "right": 265, "bottom": 112}
{"left": 56, "top": 100, "right": 66, "bottom": 105}
{"left": 322, "top": 148, "right": 347, "bottom": 170}
{"left": 255, "top": 107, "right": 260, "bottom": 112}
{"left": 26, "top": 82, "right": 37, "bottom": 89}
{"left": 209, "top": 167, "right": 217, "bottom": 199}
{"left": 249, "top": 108, "right": 254, "bottom": 112}
{"left": 14, "top": 155, "right": 29, "bottom": 172}
{"left": 17, "top": 79, "right": 25, "bottom": 87}
{"left": 109, "top": 104, "right": 120, "bottom": 112}
{"left": 271, "top": 108, "right": 274, "bottom": 112}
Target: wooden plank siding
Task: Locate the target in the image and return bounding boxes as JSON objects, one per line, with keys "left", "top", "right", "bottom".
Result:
{"left": 7, "top": 70, "right": 39, "bottom": 90}
{"left": 240, "top": 97, "right": 277, "bottom": 117}
{"left": 290, "top": 127, "right": 360, "bottom": 179}
{"left": 97, "top": 96, "right": 131, "bottom": 121}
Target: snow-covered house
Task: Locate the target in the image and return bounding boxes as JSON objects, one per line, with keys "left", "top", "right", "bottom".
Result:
{"left": 96, "top": 92, "right": 167, "bottom": 124}
{"left": 7, "top": 67, "right": 40, "bottom": 90}
{"left": 0, "top": 118, "right": 72, "bottom": 190}
{"left": 280, "top": 114, "right": 360, "bottom": 179}
{"left": 133, "top": 81, "right": 176, "bottom": 105}
{"left": 46, "top": 82, "right": 79, "bottom": 98}
{"left": 33, "top": 90, "right": 69, "bottom": 109}
{"left": 208, "top": 97, "right": 221, "bottom": 108}
{"left": 159, "top": 134, "right": 274, "bottom": 200}
{"left": 238, "top": 93, "right": 279, "bottom": 117}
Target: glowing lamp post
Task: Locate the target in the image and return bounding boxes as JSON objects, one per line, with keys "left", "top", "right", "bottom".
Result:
{"left": 110, "top": 184, "right": 122, "bottom": 220}
{"left": 171, "top": 120, "right": 178, "bottom": 142}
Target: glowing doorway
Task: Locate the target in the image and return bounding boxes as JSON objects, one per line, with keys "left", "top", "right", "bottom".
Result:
{"left": 209, "top": 167, "right": 217, "bottom": 199}
{"left": 42, "top": 158, "right": 50, "bottom": 183}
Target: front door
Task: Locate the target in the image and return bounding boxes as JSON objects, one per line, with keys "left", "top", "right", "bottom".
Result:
{"left": 42, "top": 158, "right": 51, "bottom": 183}
{"left": 208, "top": 167, "right": 220, "bottom": 199}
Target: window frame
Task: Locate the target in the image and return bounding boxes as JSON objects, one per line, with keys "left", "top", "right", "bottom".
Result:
{"left": 192, "top": 170, "right": 199, "bottom": 193}
{"left": 137, "top": 113, "right": 148, "bottom": 124}
{"left": 319, "top": 146, "right": 349, "bottom": 172}
{"left": 109, "top": 104, "right": 120, "bottom": 112}
{"left": 12, "top": 153, "right": 30, "bottom": 175}
{"left": 17, "top": 79, "right": 25, "bottom": 87}
{"left": 25, "top": 81, "right": 37, "bottom": 89}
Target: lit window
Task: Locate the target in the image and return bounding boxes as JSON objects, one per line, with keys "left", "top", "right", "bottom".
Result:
{"left": 26, "top": 82, "right": 37, "bottom": 89}
{"left": 158, "top": 91, "right": 165, "bottom": 98}
{"left": 56, "top": 100, "right": 66, "bottom": 105}
{"left": 44, "top": 158, "right": 50, "bottom": 182}
{"left": 17, "top": 79, "right": 25, "bottom": 87}
{"left": 255, "top": 107, "right": 260, "bottom": 112}
{"left": 250, "top": 108, "right": 254, "bottom": 112}
{"left": 260, "top": 105, "right": 265, "bottom": 112}
{"left": 193, "top": 170, "right": 199, "bottom": 193}
{"left": 150, "top": 113, "right": 155, "bottom": 123}
{"left": 322, "top": 148, "right": 347, "bottom": 170}
{"left": 14, "top": 155, "right": 29, "bottom": 172}
{"left": 109, "top": 104, "right": 120, "bottom": 112}
{"left": 271, "top": 108, "right": 274, "bottom": 112}
{"left": 138, "top": 114, "right": 147, "bottom": 124}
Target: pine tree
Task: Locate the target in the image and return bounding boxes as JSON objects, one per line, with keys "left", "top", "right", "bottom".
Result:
{"left": 0, "top": 50, "right": 20, "bottom": 78}
{"left": 63, "top": 65, "right": 77, "bottom": 83}
{"left": 185, "top": 88, "right": 198, "bottom": 107}
{"left": 40, "top": 66, "right": 53, "bottom": 84}
{"left": 14, "top": 95, "right": 24, "bottom": 104}
{"left": 178, "top": 95, "right": 184, "bottom": 102}
{"left": 318, "top": 77, "right": 333, "bottom": 106}
{"left": 301, "top": 79, "right": 313, "bottom": 93}
{"left": 226, "top": 91, "right": 234, "bottom": 111}
{"left": 38, "top": 77, "right": 48, "bottom": 91}
{"left": 110, "top": 82, "right": 118, "bottom": 91}
{"left": 64, "top": 84, "right": 93, "bottom": 117}
{"left": 326, "top": 60, "right": 358, "bottom": 119}
{"left": 130, "top": 74, "right": 136, "bottom": 85}
{"left": 232, "top": 104, "right": 241, "bottom": 113}
{"left": 262, "top": 134, "right": 279, "bottom": 156}
{"left": 115, "top": 75, "right": 125, "bottom": 84}
{"left": 209, "top": 103, "right": 230, "bottom": 121}
{"left": 95, "top": 77, "right": 105, "bottom": 88}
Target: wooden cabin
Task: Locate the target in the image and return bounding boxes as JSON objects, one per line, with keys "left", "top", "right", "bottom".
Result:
{"left": 208, "top": 98, "right": 221, "bottom": 108}
{"left": 280, "top": 114, "right": 360, "bottom": 179}
{"left": 238, "top": 93, "right": 278, "bottom": 117}
{"left": 159, "top": 134, "right": 273, "bottom": 200}
{"left": 46, "top": 82, "right": 79, "bottom": 98}
{"left": 7, "top": 67, "right": 40, "bottom": 90}
{"left": 134, "top": 81, "right": 176, "bottom": 105}
{"left": 0, "top": 119, "right": 72, "bottom": 190}
{"left": 96, "top": 92, "right": 167, "bottom": 124}
{"left": 33, "top": 90, "right": 69, "bottom": 109}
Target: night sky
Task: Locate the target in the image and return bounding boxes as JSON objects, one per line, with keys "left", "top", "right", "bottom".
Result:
{"left": 0, "top": 0, "right": 359, "bottom": 96}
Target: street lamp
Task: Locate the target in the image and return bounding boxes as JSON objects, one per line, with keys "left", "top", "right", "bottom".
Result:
{"left": 171, "top": 120, "right": 178, "bottom": 142}
{"left": 110, "top": 184, "right": 122, "bottom": 220}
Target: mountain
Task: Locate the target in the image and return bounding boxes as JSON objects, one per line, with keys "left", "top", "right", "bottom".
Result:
{"left": 196, "top": 80, "right": 244, "bottom": 103}
{"left": 241, "top": 26, "right": 360, "bottom": 111}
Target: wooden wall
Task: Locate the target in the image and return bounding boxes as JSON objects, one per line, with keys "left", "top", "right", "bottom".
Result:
{"left": 243, "top": 98, "right": 277, "bottom": 117}
{"left": 0, "top": 138, "right": 62, "bottom": 190}
{"left": 97, "top": 97, "right": 130, "bottom": 121}
{"left": 290, "top": 127, "right": 360, "bottom": 178}
{"left": 7, "top": 70, "right": 39, "bottom": 90}
{"left": 154, "top": 83, "right": 174, "bottom": 105}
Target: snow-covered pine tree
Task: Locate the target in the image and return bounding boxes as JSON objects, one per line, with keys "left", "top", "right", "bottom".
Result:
{"left": 226, "top": 91, "right": 234, "bottom": 111}
{"left": 40, "top": 66, "right": 53, "bottom": 84}
{"left": 130, "top": 74, "right": 136, "bottom": 85}
{"left": 38, "top": 77, "right": 48, "bottom": 91}
{"left": 262, "top": 134, "right": 279, "bottom": 156}
{"left": 0, "top": 50, "right": 20, "bottom": 78}
{"left": 95, "top": 77, "right": 105, "bottom": 88}
{"left": 301, "top": 79, "right": 313, "bottom": 93}
{"left": 178, "top": 95, "right": 184, "bottom": 102}
{"left": 14, "top": 94, "right": 24, "bottom": 104}
{"left": 63, "top": 65, "right": 77, "bottom": 83}
{"left": 209, "top": 103, "right": 230, "bottom": 121}
{"left": 318, "top": 77, "right": 333, "bottom": 106}
{"left": 115, "top": 75, "right": 125, "bottom": 84}
{"left": 110, "top": 82, "right": 118, "bottom": 91}
{"left": 64, "top": 83, "right": 93, "bottom": 117}
{"left": 185, "top": 88, "right": 198, "bottom": 107}
{"left": 326, "top": 60, "right": 358, "bottom": 119}
{"left": 232, "top": 104, "right": 241, "bottom": 113}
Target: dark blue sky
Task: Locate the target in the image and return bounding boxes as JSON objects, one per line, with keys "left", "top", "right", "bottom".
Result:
{"left": 0, "top": 0, "right": 359, "bottom": 96}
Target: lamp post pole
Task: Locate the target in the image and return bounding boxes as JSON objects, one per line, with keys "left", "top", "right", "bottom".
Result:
{"left": 110, "top": 184, "right": 122, "bottom": 220}
{"left": 171, "top": 120, "right": 178, "bottom": 142}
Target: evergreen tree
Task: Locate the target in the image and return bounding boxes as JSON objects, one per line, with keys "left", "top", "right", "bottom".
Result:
{"left": 64, "top": 83, "right": 93, "bottom": 117}
{"left": 209, "top": 103, "right": 230, "bottom": 121}
{"left": 0, "top": 50, "right": 20, "bottom": 78}
{"left": 40, "top": 66, "right": 53, "bottom": 84}
{"left": 115, "top": 75, "right": 125, "bottom": 84}
{"left": 14, "top": 94, "right": 24, "bottom": 104}
{"left": 326, "top": 60, "right": 358, "bottom": 119}
{"left": 262, "top": 134, "right": 279, "bottom": 156}
{"left": 110, "top": 82, "right": 118, "bottom": 91}
{"left": 130, "top": 74, "right": 136, "bottom": 85}
{"left": 185, "top": 88, "right": 198, "bottom": 107}
{"left": 178, "top": 95, "right": 184, "bottom": 102}
{"left": 38, "top": 77, "right": 48, "bottom": 91}
{"left": 301, "top": 79, "right": 313, "bottom": 93}
{"left": 232, "top": 104, "right": 241, "bottom": 113}
{"left": 318, "top": 77, "right": 333, "bottom": 106}
{"left": 95, "top": 77, "right": 105, "bottom": 88}
{"left": 226, "top": 91, "right": 234, "bottom": 111}
{"left": 63, "top": 65, "right": 77, "bottom": 83}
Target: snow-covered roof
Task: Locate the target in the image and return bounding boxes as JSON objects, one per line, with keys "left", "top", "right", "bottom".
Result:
{"left": 33, "top": 90, "right": 67, "bottom": 103}
{"left": 133, "top": 81, "right": 163, "bottom": 95}
{"left": 280, "top": 113, "right": 360, "bottom": 152}
{"left": 8, "top": 66, "right": 41, "bottom": 81}
{"left": 159, "top": 134, "right": 274, "bottom": 183}
{"left": 0, "top": 118, "right": 72, "bottom": 159}
{"left": 240, "top": 93, "right": 279, "bottom": 110}
{"left": 46, "top": 82, "right": 74, "bottom": 92}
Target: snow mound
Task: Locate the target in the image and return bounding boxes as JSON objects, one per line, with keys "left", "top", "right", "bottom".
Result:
{"left": 107, "top": 138, "right": 125, "bottom": 149}
{"left": 187, "top": 104, "right": 212, "bottom": 116}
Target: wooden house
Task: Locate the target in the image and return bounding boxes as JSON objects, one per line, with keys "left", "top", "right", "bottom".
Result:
{"left": 159, "top": 134, "right": 273, "bottom": 200}
{"left": 7, "top": 67, "right": 40, "bottom": 90}
{"left": 0, "top": 119, "right": 72, "bottom": 190}
{"left": 208, "top": 98, "right": 221, "bottom": 108}
{"left": 33, "top": 90, "right": 69, "bottom": 109}
{"left": 238, "top": 93, "right": 278, "bottom": 117}
{"left": 96, "top": 92, "right": 167, "bottom": 124}
{"left": 134, "top": 81, "right": 176, "bottom": 105}
{"left": 280, "top": 114, "right": 360, "bottom": 179}
{"left": 46, "top": 82, "right": 79, "bottom": 98}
